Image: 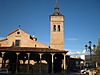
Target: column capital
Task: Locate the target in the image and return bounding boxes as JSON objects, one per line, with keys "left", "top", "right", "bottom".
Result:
{"left": 63, "top": 53, "right": 66, "bottom": 56}
{"left": 27, "top": 53, "right": 30, "bottom": 54}
{"left": 39, "top": 53, "right": 43, "bottom": 55}
{"left": 50, "top": 53, "right": 55, "bottom": 55}
{"left": 1, "top": 52, "right": 5, "bottom": 57}
{"left": 16, "top": 53, "right": 19, "bottom": 55}
{"left": 1, "top": 52, "right": 5, "bottom": 54}
{"left": 39, "top": 53, "right": 43, "bottom": 59}
{"left": 27, "top": 53, "right": 30, "bottom": 56}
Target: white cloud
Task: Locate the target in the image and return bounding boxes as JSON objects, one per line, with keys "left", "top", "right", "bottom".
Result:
{"left": 66, "top": 38, "right": 79, "bottom": 41}
{"left": 67, "top": 50, "right": 88, "bottom": 58}
{"left": 67, "top": 51, "right": 81, "bottom": 55}
{"left": 66, "top": 48, "right": 95, "bottom": 59}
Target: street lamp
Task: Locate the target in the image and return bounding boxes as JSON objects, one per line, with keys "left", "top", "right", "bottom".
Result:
{"left": 85, "top": 41, "right": 96, "bottom": 69}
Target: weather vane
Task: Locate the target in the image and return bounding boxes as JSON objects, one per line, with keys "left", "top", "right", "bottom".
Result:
{"left": 18, "top": 25, "right": 21, "bottom": 29}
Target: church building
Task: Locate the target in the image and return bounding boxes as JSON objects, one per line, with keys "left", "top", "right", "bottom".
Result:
{"left": 0, "top": 1, "right": 68, "bottom": 74}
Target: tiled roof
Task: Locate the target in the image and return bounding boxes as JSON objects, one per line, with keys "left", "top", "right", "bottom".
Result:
{"left": 7, "top": 28, "right": 20, "bottom": 36}
{"left": 0, "top": 38, "right": 7, "bottom": 42}
{"left": 0, "top": 47, "right": 68, "bottom": 53}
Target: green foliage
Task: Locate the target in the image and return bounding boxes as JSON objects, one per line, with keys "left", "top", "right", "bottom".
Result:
{"left": 95, "top": 38, "right": 100, "bottom": 66}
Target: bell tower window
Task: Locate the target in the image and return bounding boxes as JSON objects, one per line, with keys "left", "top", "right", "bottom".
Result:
{"left": 58, "top": 25, "right": 60, "bottom": 32}
{"left": 53, "top": 25, "right": 56, "bottom": 32}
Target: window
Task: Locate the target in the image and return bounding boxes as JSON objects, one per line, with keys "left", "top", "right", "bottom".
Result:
{"left": 35, "top": 44, "right": 36, "bottom": 47}
{"left": 15, "top": 40, "right": 20, "bottom": 46}
{"left": 53, "top": 25, "right": 56, "bottom": 32}
{"left": 58, "top": 25, "right": 60, "bottom": 32}
{"left": 17, "top": 32, "right": 20, "bottom": 34}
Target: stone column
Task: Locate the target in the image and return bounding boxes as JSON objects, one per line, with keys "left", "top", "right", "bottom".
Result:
{"left": 27, "top": 53, "right": 30, "bottom": 72}
{"left": 51, "top": 53, "right": 55, "bottom": 73}
{"left": 39, "top": 53, "right": 43, "bottom": 73}
{"left": 63, "top": 53, "right": 66, "bottom": 70}
{"left": 1, "top": 52, "right": 5, "bottom": 68}
{"left": 83, "top": 61, "right": 87, "bottom": 71}
{"left": 96, "top": 62, "right": 98, "bottom": 68}
{"left": 16, "top": 53, "right": 19, "bottom": 73}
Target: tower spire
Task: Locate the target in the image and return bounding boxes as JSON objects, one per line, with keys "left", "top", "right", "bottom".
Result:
{"left": 53, "top": 0, "right": 61, "bottom": 15}
{"left": 55, "top": 0, "right": 58, "bottom": 9}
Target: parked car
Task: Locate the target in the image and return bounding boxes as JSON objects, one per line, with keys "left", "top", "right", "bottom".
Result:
{"left": 80, "top": 69, "right": 86, "bottom": 74}
{"left": 0, "top": 68, "right": 9, "bottom": 74}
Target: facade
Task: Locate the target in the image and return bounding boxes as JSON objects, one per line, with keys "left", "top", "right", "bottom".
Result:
{"left": 0, "top": 28, "right": 48, "bottom": 48}
{"left": 68, "top": 58, "right": 84, "bottom": 72}
{"left": 0, "top": 1, "right": 68, "bottom": 74}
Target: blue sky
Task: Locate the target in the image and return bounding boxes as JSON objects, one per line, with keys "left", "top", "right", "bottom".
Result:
{"left": 0, "top": 0, "right": 100, "bottom": 52}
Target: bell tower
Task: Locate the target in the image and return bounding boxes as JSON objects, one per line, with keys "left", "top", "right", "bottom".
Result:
{"left": 50, "top": 0, "right": 64, "bottom": 50}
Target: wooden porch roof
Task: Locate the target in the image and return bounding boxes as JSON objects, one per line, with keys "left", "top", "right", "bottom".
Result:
{"left": 0, "top": 47, "right": 68, "bottom": 53}
{"left": 70, "top": 58, "right": 84, "bottom": 61}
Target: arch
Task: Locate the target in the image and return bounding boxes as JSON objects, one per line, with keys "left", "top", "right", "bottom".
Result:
{"left": 30, "top": 53, "right": 40, "bottom": 62}
{"left": 53, "top": 25, "right": 56, "bottom": 32}
{"left": 18, "top": 52, "right": 29, "bottom": 73}
{"left": 54, "top": 53, "right": 63, "bottom": 72}
{"left": 41, "top": 53, "right": 52, "bottom": 73}
{"left": 58, "top": 25, "right": 60, "bottom": 32}
{"left": 18, "top": 52, "right": 28, "bottom": 64}
{"left": 2, "top": 52, "right": 17, "bottom": 73}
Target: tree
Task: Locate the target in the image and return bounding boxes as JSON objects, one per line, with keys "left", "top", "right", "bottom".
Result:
{"left": 95, "top": 38, "right": 100, "bottom": 66}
